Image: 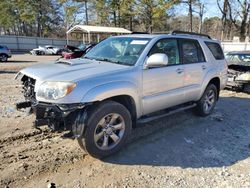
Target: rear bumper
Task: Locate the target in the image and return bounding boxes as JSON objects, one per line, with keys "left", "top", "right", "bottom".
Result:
{"left": 16, "top": 101, "right": 88, "bottom": 137}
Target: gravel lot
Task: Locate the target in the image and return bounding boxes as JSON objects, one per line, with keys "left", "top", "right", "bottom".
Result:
{"left": 0, "top": 54, "right": 250, "bottom": 188}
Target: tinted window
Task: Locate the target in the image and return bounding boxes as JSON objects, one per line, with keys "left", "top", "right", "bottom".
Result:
{"left": 149, "top": 39, "right": 180, "bottom": 65}
{"left": 205, "top": 42, "right": 224, "bottom": 60}
{"left": 180, "top": 39, "right": 205, "bottom": 64}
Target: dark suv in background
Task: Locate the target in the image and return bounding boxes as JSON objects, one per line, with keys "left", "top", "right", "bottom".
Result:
{"left": 0, "top": 45, "right": 12, "bottom": 62}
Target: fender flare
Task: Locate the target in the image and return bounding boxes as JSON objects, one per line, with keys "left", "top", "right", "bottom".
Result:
{"left": 198, "top": 69, "right": 220, "bottom": 99}
{"left": 81, "top": 81, "right": 142, "bottom": 117}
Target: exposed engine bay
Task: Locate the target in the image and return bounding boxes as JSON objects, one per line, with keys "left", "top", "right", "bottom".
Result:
{"left": 15, "top": 75, "right": 87, "bottom": 137}
{"left": 227, "top": 63, "right": 250, "bottom": 93}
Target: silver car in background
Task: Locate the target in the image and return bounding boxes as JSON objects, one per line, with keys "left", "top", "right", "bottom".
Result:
{"left": 0, "top": 45, "right": 12, "bottom": 62}
{"left": 30, "top": 45, "right": 62, "bottom": 55}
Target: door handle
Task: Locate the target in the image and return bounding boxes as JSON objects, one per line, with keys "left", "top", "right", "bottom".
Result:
{"left": 202, "top": 65, "right": 207, "bottom": 70}
{"left": 176, "top": 68, "right": 184, "bottom": 74}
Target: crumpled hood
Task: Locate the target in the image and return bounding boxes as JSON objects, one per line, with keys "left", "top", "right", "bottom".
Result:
{"left": 19, "top": 58, "right": 130, "bottom": 82}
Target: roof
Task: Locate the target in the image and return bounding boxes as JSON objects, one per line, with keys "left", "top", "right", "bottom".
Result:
{"left": 114, "top": 34, "right": 161, "bottom": 38}
{"left": 67, "top": 25, "right": 132, "bottom": 34}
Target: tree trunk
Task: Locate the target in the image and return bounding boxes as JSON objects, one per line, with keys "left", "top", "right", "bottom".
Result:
{"left": 129, "top": 5, "right": 133, "bottom": 31}
{"left": 84, "top": 1, "right": 89, "bottom": 25}
{"left": 188, "top": 0, "right": 193, "bottom": 32}
{"left": 118, "top": 3, "right": 121, "bottom": 27}
{"left": 198, "top": 3, "right": 204, "bottom": 33}
{"left": 113, "top": 11, "right": 117, "bottom": 26}
{"left": 129, "top": 16, "right": 133, "bottom": 31}
{"left": 239, "top": 0, "right": 249, "bottom": 42}
{"left": 219, "top": 0, "right": 229, "bottom": 41}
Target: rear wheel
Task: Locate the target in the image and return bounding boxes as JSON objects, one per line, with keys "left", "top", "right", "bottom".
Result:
{"left": 77, "top": 101, "right": 132, "bottom": 158}
{"left": 194, "top": 84, "right": 218, "bottom": 116}
{"left": 0, "top": 54, "right": 8, "bottom": 62}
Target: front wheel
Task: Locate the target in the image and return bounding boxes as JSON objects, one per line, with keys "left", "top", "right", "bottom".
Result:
{"left": 0, "top": 54, "right": 8, "bottom": 62}
{"left": 194, "top": 84, "right": 218, "bottom": 116}
{"left": 77, "top": 101, "right": 132, "bottom": 158}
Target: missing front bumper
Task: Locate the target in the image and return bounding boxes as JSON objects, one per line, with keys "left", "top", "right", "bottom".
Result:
{"left": 16, "top": 101, "right": 88, "bottom": 137}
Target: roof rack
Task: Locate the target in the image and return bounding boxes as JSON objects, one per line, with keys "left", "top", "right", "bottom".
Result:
{"left": 171, "top": 30, "right": 211, "bottom": 39}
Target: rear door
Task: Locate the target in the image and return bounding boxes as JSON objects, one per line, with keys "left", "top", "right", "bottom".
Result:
{"left": 179, "top": 39, "right": 207, "bottom": 102}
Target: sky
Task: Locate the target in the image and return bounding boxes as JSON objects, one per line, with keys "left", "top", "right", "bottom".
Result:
{"left": 173, "top": 0, "right": 222, "bottom": 19}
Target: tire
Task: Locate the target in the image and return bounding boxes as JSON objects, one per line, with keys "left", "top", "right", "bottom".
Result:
{"left": 243, "top": 83, "right": 250, "bottom": 93}
{"left": 77, "top": 101, "right": 132, "bottom": 158}
{"left": 194, "top": 84, "right": 218, "bottom": 117}
{"left": 0, "top": 54, "right": 8, "bottom": 62}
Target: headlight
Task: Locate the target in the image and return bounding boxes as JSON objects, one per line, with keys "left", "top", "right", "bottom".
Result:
{"left": 37, "top": 82, "right": 76, "bottom": 100}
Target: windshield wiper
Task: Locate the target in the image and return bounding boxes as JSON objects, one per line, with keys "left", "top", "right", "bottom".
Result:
{"left": 95, "top": 57, "right": 111, "bottom": 62}
{"left": 82, "top": 56, "right": 94, "bottom": 60}
{"left": 84, "top": 57, "right": 131, "bottom": 66}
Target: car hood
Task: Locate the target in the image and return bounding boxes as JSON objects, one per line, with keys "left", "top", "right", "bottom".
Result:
{"left": 19, "top": 58, "right": 131, "bottom": 82}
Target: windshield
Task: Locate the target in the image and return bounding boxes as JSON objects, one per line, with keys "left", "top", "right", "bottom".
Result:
{"left": 84, "top": 37, "right": 150, "bottom": 66}
{"left": 226, "top": 54, "right": 250, "bottom": 63}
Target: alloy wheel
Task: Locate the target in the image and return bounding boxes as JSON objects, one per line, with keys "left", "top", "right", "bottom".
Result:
{"left": 203, "top": 89, "right": 216, "bottom": 113}
{"left": 94, "top": 113, "right": 125, "bottom": 150}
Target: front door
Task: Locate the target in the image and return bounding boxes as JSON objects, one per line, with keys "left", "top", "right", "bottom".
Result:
{"left": 142, "top": 38, "right": 185, "bottom": 115}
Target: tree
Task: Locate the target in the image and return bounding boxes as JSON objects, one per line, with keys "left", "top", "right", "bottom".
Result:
{"left": 181, "top": 0, "right": 197, "bottom": 32}
{"left": 217, "top": 0, "right": 229, "bottom": 40}
{"left": 218, "top": 0, "right": 250, "bottom": 41}
{"left": 196, "top": 1, "right": 205, "bottom": 33}
{"left": 136, "top": 0, "right": 178, "bottom": 33}
{"left": 74, "top": 0, "right": 89, "bottom": 24}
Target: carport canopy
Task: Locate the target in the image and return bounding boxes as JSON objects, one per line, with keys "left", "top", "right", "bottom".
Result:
{"left": 66, "top": 25, "right": 132, "bottom": 44}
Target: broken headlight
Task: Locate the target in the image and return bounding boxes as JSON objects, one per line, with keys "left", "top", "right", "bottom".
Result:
{"left": 37, "top": 81, "right": 76, "bottom": 100}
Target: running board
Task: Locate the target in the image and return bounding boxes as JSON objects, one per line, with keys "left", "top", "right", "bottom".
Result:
{"left": 137, "top": 103, "right": 197, "bottom": 124}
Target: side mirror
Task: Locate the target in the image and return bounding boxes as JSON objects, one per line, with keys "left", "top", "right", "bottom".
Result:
{"left": 145, "top": 53, "right": 168, "bottom": 68}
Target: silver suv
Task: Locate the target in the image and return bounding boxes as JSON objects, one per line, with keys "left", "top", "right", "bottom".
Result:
{"left": 16, "top": 31, "right": 228, "bottom": 158}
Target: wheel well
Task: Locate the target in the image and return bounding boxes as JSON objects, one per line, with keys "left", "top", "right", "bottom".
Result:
{"left": 208, "top": 77, "right": 220, "bottom": 99}
{"left": 106, "top": 95, "right": 137, "bottom": 127}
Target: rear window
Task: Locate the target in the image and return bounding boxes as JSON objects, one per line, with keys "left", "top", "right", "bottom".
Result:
{"left": 180, "top": 39, "right": 206, "bottom": 64}
{"left": 205, "top": 42, "right": 224, "bottom": 60}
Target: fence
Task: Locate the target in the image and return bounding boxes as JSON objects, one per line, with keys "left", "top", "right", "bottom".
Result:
{"left": 1, "top": 35, "right": 250, "bottom": 53}
{"left": 0, "top": 35, "right": 81, "bottom": 51}
{"left": 221, "top": 42, "right": 250, "bottom": 53}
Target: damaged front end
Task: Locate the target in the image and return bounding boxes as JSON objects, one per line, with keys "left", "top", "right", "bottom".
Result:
{"left": 227, "top": 63, "right": 250, "bottom": 93}
{"left": 15, "top": 74, "right": 88, "bottom": 138}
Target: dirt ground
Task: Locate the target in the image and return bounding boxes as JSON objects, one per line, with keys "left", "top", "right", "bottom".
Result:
{"left": 0, "top": 54, "right": 250, "bottom": 188}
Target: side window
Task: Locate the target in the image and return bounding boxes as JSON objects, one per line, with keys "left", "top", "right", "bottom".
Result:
{"left": 149, "top": 39, "right": 180, "bottom": 65}
{"left": 180, "top": 39, "right": 205, "bottom": 64}
{"left": 205, "top": 42, "right": 224, "bottom": 60}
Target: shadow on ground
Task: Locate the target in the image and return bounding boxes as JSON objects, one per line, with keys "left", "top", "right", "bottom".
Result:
{"left": 1, "top": 60, "right": 36, "bottom": 63}
{"left": 104, "top": 96, "right": 250, "bottom": 168}
{"left": 0, "top": 70, "right": 18, "bottom": 74}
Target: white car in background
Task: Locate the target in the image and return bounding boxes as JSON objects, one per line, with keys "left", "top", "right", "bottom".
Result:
{"left": 30, "top": 45, "right": 62, "bottom": 55}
